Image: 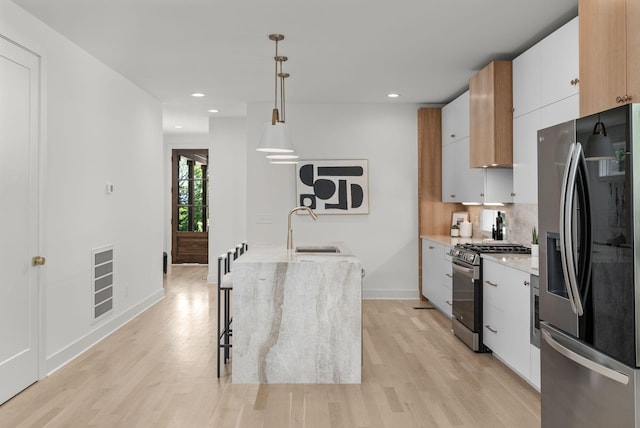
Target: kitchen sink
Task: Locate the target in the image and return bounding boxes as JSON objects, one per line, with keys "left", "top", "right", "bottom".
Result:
{"left": 295, "top": 245, "right": 341, "bottom": 254}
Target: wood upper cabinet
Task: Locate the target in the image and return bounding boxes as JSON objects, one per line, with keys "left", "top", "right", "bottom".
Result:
{"left": 579, "top": 0, "right": 640, "bottom": 116}
{"left": 469, "top": 61, "right": 513, "bottom": 167}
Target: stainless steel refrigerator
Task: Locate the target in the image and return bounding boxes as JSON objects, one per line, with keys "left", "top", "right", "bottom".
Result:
{"left": 538, "top": 103, "right": 640, "bottom": 427}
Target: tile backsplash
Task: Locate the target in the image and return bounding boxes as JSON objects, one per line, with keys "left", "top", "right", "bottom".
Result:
{"left": 466, "top": 204, "right": 538, "bottom": 245}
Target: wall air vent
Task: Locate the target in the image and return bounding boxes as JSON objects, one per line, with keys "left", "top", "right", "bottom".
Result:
{"left": 92, "top": 246, "right": 114, "bottom": 322}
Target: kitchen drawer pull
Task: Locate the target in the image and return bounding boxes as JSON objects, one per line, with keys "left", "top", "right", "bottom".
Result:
{"left": 428, "top": 246, "right": 435, "bottom": 249}
{"left": 450, "top": 194, "right": 456, "bottom": 198}
{"left": 485, "top": 325, "right": 498, "bottom": 334}
{"left": 450, "top": 134, "right": 455, "bottom": 138}
{"left": 485, "top": 280, "right": 498, "bottom": 287}
{"left": 445, "top": 273, "right": 453, "bottom": 278}
{"left": 523, "top": 280, "right": 530, "bottom": 286}
{"left": 446, "top": 300, "right": 452, "bottom": 306}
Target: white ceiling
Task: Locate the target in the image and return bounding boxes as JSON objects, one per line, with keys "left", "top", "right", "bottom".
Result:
{"left": 12, "top": 0, "right": 578, "bottom": 134}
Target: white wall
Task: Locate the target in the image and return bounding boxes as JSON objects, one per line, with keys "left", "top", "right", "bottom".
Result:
{"left": 247, "top": 103, "right": 419, "bottom": 299}
{"left": 1, "top": 0, "right": 164, "bottom": 375}
{"left": 164, "top": 118, "right": 247, "bottom": 283}
{"left": 209, "top": 118, "right": 247, "bottom": 279}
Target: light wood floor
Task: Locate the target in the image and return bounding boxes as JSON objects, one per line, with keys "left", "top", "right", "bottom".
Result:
{"left": 0, "top": 265, "right": 540, "bottom": 428}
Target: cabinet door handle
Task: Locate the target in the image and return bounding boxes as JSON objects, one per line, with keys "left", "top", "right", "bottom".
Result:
{"left": 485, "top": 325, "right": 498, "bottom": 334}
{"left": 445, "top": 273, "right": 453, "bottom": 278}
{"left": 570, "top": 78, "right": 579, "bottom": 86}
{"left": 485, "top": 280, "right": 498, "bottom": 287}
{"left": 617, "top": 96, "right": 624, "bottom": 103}
{"left": 524, "top": 280, "right": 530, "bottom": 287}
{"left": 450, "top": 134, "right": 455, "bottom": 138}
{"left": 428, "top": 246, "right": 435, "bottom": 249}
{"left": 446, "top": 300, "right": 452, "bottom": 306}
{"left": 511, "top": 192, "right": 516, "bottom": 197}
{"left": 450, "top": 194, "right": 456, "bottom": 198}
{"left": 480, "top": 193, "right": 485, "bottom": 197}
{"left": 625, "top": 95, "right": 632, "bottom": 102}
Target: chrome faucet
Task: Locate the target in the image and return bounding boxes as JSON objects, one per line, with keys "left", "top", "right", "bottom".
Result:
{"left": 287, "top": 206, "right": 318, "bottom": 250}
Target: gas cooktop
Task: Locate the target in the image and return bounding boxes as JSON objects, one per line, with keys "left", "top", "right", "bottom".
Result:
{"left": 450, "top": 243, "right": 531, "bottom": 266}
{"left": 458, "top": 243, "right": 532, "bottom": 254}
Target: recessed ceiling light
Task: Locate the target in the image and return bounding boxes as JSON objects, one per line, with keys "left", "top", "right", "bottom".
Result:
{"left": 387, "top": 93, "right": 400, "bottom": 98}
{"left": 208, "top": 109, "right": 219, "bottom": 113}
{"left": 175, "top": 125, "right": 183, "bottom": 129}
{"left": 191, "top": 93, "right": 205, "bottom": 97}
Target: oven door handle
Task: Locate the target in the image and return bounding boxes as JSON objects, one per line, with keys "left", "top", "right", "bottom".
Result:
{"left": 452, "top": 262, "right": 475, "bottom": 277}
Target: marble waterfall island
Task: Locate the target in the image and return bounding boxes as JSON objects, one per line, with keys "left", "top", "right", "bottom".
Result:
{"left": 232, "top": 242, "right": 362, "bottom": 384}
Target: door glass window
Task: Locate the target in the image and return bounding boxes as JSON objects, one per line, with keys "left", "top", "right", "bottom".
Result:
{"left": 176, "top": 154, "right": 208, "bottom": 232}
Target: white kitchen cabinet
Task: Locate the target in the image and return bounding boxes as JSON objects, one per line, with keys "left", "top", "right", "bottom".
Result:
{"left": 512, "top": 94, "right": 578, "bottom": 204}
{"left": 512, "top": 110, "right": 541, "bottom": 204}
{"left": 513, "top": 43, "right": 541, "bottom": 118}
{"left": 442, "top": 137, "right": 513, "bottom": 204}
{"left": 421, "top": 239, "right": 452, "bottom": 318}
{"left": 511, "top": 17, "right": 579, "bottom": 204}
{"left": 441, "top": 91, "right": 470, "bottom": 146}
{"left": 530, "top": 345, "right": 541, "bottom": 390}
{"left": 483, "top": 169, "right": 514, "bottom": 204}
{"left": 539, "top": 93, "right": 580, "bottom": 131}
{"left": 482, "top": 260, "right": 508, "bottom": 355}
{"left": 482, "top": 259, "right": 531, "bottom": 380}
{"left": 442, "top": 137, "right": 483, "bottom": 203}
{"left": 539, "top": 17, "right": 579, "bottom": 107}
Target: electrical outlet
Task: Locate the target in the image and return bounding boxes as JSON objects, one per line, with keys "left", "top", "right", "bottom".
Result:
{"left": 256, "top": 214, "right": 273, "bottom": 224}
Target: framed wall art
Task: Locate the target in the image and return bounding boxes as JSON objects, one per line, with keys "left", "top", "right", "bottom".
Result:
{"left": 296, "top": 159, "right": 369, "bottom": 215}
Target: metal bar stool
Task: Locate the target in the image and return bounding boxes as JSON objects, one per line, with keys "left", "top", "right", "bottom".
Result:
{"left": 216, "top": 242, "right": 247, "bottom": 378}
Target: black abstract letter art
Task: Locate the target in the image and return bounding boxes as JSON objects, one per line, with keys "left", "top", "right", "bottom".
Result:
{"left": 296, "top": 160, "right": 368, "bottom": 214}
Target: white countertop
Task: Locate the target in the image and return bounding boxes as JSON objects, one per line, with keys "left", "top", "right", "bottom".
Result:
{"left": 421, "top": 235, "right": 539, "bottom": 276}
{"left": 234, "top": 241, "right": 359, "bottom": 264}
{"left": 481, "top": 253, "right": 539, "bottom": 276}
{"left": 420, "top": 235, "right": 485, "bottom": 247}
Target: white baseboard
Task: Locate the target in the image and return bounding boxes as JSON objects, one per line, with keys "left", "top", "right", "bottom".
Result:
{"left": 44, "top": 289, "right": 165, "bottom": 376}
{"left": 362, "top": 289, "right": 419, "bottom": 300}
{"left": 206, "top": 273, "right": 216, "bottom": 284}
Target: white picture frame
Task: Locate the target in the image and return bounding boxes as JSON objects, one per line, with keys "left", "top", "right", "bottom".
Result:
{"left": 451, "top": 211, "right": 469, "bottom": 227}
{"left": 296, "top": 159, "right": 369, "bottom": 215}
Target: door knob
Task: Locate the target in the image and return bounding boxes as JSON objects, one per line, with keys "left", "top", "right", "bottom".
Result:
{"left": 32, "top": 256, "right": 46, "bottom": 266}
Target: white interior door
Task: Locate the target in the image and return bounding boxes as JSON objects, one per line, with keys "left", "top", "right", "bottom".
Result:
{"left": 0, "top": 36, "right": 41, "bottom": 405}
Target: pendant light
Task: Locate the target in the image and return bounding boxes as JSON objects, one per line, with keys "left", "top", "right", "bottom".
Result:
{"left": 584, "top": 113, "right": 615, "bottom": 160}
{"left": 257, "top": 34, "right": 295, "bottom": 154}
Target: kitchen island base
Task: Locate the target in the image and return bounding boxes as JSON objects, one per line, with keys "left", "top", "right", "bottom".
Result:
{"left": 231, "top": 243, "right": 362, "bottom": 384}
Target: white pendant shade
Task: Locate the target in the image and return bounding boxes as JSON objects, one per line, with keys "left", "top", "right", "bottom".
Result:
{"left": 266, "top": 153, "right": 299, "bottom": 160}
{"left": 257, "top": 122, "right": 295, "bottom": 153}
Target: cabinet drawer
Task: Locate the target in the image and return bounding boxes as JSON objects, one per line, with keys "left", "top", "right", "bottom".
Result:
{"left": 482, "top": 303, "right": 505, "bottom": 353}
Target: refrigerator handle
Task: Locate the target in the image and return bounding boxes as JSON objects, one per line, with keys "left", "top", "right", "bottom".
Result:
{"left": 559, "top": 143, "right": 579, "bottom": 314}
{"left": 564, "top": 144, "right": 585, "bottom": 316}
{"left": 542, "top": 330, "right": 629, "bottom": 385}
{"left": 576, "top": 147, "right": 593, "bottom": 309}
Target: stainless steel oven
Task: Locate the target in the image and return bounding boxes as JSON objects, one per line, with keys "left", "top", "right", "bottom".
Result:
{"left": 451, "top": 256, "right": 485, "bottom": 352}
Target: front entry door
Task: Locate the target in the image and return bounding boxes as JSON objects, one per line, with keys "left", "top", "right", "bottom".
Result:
{"left": 0, "top": 37, "right": 41, "bottom": 404}
{"left": 171, "top": 150, "right": 209, "bottom": 264}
